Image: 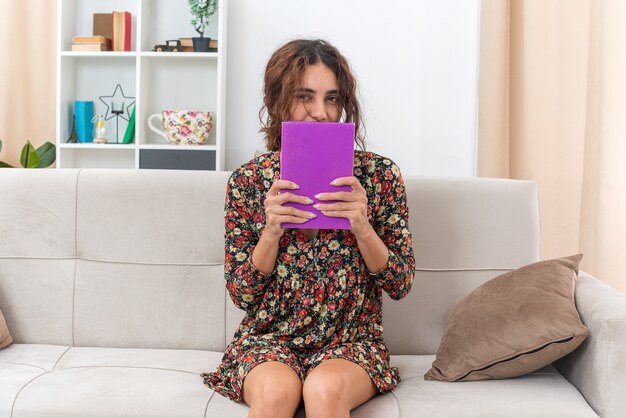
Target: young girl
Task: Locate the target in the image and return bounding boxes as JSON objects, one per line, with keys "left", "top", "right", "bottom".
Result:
{"left": 201, "top": 39, "right": 415, "bottom": 418}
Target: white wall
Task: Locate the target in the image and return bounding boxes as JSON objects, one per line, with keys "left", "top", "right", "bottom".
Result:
{"left": 225, "top": 0, "right": 480, "bottom": 176}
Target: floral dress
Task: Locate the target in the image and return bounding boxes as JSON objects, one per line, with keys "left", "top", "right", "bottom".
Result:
{"left": 200, "top": 150, "right": 415, "bottom": 403}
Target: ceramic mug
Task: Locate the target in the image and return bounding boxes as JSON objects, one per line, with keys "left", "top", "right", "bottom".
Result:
{"left": 148, "top": 110, "right": 213, "bottom": 145}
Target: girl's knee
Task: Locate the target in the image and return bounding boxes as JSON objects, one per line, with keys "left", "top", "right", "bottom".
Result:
{"left": 244, "top": 362, "right": 303, "bottom": 411}
{"left": 302, "top": 371, "right": 345, "bottom": 406}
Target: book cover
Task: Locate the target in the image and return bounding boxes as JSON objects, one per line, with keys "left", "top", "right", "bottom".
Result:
{"left": 112, "top": 11, "right": 131, "bottom": 52}
{"left": 93, "top": 13, "right": 113, "bottom": 41}
{"left": 179, "top": 38, "right": 193, "bottom": 47}
{"left": 74, "top": 101, "right": 94, "bottom": 143}
{"left": 280, "top": 121, "right": 355, "bottom": 229}
{"left": 122, "top": 106, "right": 136, "bottom": 144}
{"left": 71, "top": 43, "right": 111, "bottom": 52}
{"left": 73, "top": 36, "right": 110, "bottom": 45}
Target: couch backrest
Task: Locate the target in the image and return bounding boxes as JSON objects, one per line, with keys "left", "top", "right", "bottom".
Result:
{"left": 0, "top": 169, "right": 540, "bottom": 354}
{"left": 382, "top": 176, "right": 540, "bottom": 354}
{"left": 0, "top": 169, "right": 229, "bottom": 351}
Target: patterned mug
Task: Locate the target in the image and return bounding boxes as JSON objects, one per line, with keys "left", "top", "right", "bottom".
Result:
{"left": 147, "top": 110, "right": 213, "bottom": 145}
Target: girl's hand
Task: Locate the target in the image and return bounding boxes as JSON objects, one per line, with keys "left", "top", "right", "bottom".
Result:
{"left": 313, "top": 176, "right": 372, "bottom": 238}
{"left": 263, "top": 180, "right": 316, "bottom": 241}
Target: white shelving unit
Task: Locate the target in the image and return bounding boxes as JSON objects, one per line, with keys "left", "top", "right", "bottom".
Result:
{"left": 56, "top": 0, "right": 227, "bottom": 170}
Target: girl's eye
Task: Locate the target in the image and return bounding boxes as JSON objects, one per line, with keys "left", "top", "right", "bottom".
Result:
{"left": 326, "top": 95, "right": 340, "bottom": 104}
{"left": 296, "top": 94, "right": 312, "bottom": 102}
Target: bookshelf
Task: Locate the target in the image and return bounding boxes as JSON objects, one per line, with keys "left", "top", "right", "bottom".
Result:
{"left": 56, "top": 0, "right": 227, "bottom": 170}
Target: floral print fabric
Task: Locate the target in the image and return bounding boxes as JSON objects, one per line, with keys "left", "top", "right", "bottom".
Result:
{"left": 200, "top": 151, "right": 415, "bottom": 403}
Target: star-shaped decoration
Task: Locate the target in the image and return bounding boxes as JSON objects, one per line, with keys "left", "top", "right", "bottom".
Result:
{"left": 98, "top": 84, "right": 136, "bottom": 122}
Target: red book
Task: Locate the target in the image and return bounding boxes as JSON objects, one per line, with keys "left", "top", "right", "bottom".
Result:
{"left": 112, "top": 11, "right": 131, "bottom": 51}
{"left": 280, "top": 122, "right": 355, "bottom": 229}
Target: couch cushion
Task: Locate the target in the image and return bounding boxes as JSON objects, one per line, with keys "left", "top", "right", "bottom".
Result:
{"left": 390, "top": 355, "right": 598, "bottom": 417}
{"left": 75, "top": 169, "right": 229, "bottom": 265}
{"left": 11, "top": 367, "right": 213, "bottom": 418}
{"left": 72, "top": 259, "right": 226, "bottom": 351}
{"left": 55, "top": 346, "right": 223, "bottom": 374}
{"left": 0, "top": 169, "right": 78, "bottom": 258}
{"left": 0, "top": 259, "right": 75, "bottom": 345}
{"left": 0, "top": 171, "right": 77, "bottom": 343}
{"left": 2, "top": 346, "right": 597, "bottom": 418}
{"left": 382, "top": 176, "right": 541, "bottom": 354}
{"left": 70, "top": 169, "right": 230, "bottom": 351}
{"left": 11, "top": 346, "right": 225, "bottom": 418}
{"left": 425, "top": 255, "right": 588, "bottom": 381}
{"left": 0, "top": 344, "right": 70, "bottom": 418}
{"left": 0, "top": 343, "right": 70, "bottom": 370}
{"left": 403, "top": 176, "right": 540, "bottom": 270}
{"left": 0, "top": 364, "right": 47, "bottom": 418}
{"left": 383, "top": 269, "right": 516, "bottom": 355}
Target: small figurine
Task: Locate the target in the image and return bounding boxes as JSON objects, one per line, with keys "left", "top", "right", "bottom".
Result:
{"left": 93, "top": 114, "right": 108, "bottom": 143}
{"left": 67, "top": 114, "right": 79, "bottom": 143}
{"left": 153, "top": 40, "right": 183, "bottom": 52}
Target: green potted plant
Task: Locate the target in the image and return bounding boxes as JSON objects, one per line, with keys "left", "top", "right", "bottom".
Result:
{"left": 0, "top": 140, "right": 56, "bottom": 168}
{"left": 189, "top": 0, "right": 218, "bottom": 52}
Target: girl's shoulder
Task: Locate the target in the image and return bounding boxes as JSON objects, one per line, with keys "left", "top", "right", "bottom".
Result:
{"left": 354, "top": 150, "right": 402, "bottom": 178}
{"left": 230, "top": 151, "right": 280, "bottom": 180}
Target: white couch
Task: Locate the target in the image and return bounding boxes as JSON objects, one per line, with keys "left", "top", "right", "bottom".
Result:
{"left": 1, "top": 168, "right": 625, "bottom": 418}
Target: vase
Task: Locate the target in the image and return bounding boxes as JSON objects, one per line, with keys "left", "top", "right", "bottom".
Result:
{"left": 192, "top": 37, "right": 211, "bottom": 52}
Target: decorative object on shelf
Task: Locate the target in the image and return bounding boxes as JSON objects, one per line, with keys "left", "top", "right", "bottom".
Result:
{"left": 93, "top": 13, "right": 113, "bottom": 41}
{"left": 181, "top": 38, "right": 218, "bottom": 52}
{"left": 93, "top": 114, "right": 108, "bottom": 143}
{"left": 153, "top": 40, "right": 183, "bottom": 52}
{"left": 0, "top": 140, "right": 56, "bottom": 168}
{"left": 148, "top": 110, "right": 213, "bottom": 145}
{"left": 112, "top": 11, "right": 132, "bottom": 51}
{"left": 111, "top": 101, "right": 125, "bottom": 143}
{"left": 98, "top": 84, "right": 136, "bottom": 143}
{"left": 67, "top": 115, "right": 79, "bottom": 143}
{"left": 71, "top": 35, "right": 111, "bottom": 52}
{"left": 179, "top": 38, "right": 194, "bottom": 52}
{"left": 208, "top": 38, "right": 218, "bottom": 52}
{"left": 189, "top": 0, "right": 218, "bottom": 52}
{"left": 75, "top": 101, "right": 94, "bottom": 143}
{"left": 123, "top": 106, "right": 136, "bottom": 144}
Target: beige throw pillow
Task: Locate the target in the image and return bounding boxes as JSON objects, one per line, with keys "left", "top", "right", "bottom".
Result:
{"left": 0, "top": 307, "right": 12, "bottom": 349}
{"left": 425, "top": 254, "right": 588, "bottom": 382}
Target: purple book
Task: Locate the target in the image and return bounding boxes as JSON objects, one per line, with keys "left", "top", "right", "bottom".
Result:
{"left": 280, "top": 121, "right": 355, "bottom": 229}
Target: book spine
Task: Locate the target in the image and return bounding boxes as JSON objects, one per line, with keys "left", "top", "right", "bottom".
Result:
{"left": 124, "top": 12, "right": 131, "bottom": 52}
{"left": 112, "top": 13, "right": 118, "bottom": 51}
{"left": 123, "top": 107, "right": 136, "bottom": 144}
{"left": 112, "top": 11, "right": 132, "bottom": 52}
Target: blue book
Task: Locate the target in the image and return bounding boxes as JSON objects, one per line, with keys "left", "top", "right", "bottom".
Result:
{"left": 75, "top": 101, "right": 94, "bottom": 143}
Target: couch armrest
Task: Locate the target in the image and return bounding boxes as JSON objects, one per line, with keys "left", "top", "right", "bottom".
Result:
{"left": 555, "top": 271, "right": 626, "bottom": 418}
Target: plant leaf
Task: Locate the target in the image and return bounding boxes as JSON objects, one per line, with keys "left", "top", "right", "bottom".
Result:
{"left": 35, "top": 142, "right": 56, "bottom": 168}
{"left": 20, "top": 141, "right": 40, "bottom": 168}
{"left": 0, "top": 161, "right": 13, "bottom": 168}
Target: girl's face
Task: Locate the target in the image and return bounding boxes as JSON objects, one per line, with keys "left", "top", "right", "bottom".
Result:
{"left": 289, "top": 63, "right": 341, "bottom": 122}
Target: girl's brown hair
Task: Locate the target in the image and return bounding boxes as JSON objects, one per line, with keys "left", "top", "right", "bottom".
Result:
{"left": 259, "top": 39, "right": 366, "bottom": 151}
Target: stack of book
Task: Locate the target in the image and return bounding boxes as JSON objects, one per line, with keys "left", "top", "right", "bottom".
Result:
{"left": 179, "top": 38, "right": 218, "bottom": 52}
{"left": 72, "top": 36, "right": 111, "bottom": 52}
{"left": 87, "top": 11, "right": 131, "bottom": 52}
